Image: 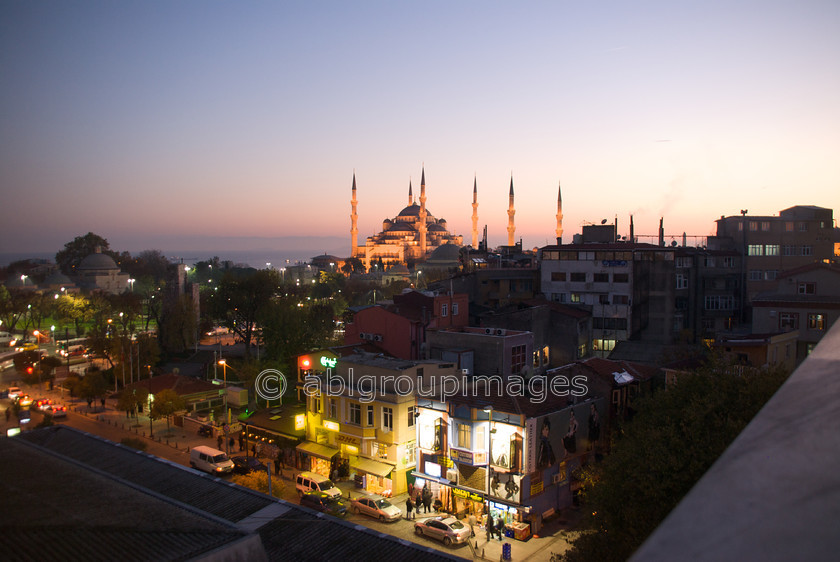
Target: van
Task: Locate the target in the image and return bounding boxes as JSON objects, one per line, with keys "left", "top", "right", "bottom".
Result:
{"left": 189, "top": 445, "right": 234, "bottom": 474}
{"left": 0, "top": 332, "right": 13, "bottom": 345}
{"left": 295, "top": 471, "right": 341, "bottom": 498}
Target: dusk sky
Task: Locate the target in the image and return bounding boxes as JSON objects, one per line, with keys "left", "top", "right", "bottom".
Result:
{"left": 1, "top": 1, "right": 838, "bottom": 257}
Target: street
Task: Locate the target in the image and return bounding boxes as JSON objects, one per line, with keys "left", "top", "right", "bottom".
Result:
{"left": 2, "top": 374, "right": 574, "bottom": 562}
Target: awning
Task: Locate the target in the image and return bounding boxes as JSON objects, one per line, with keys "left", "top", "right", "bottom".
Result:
{"left": 351, "top": 457, "right": 395, "bottom": 478}
{"left": 296, "top": 441, "right": 340, "bottom": 460}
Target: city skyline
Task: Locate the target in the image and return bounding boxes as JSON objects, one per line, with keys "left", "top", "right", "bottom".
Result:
{"left": 1, "top": 1, "right": 838, "bottom": 255}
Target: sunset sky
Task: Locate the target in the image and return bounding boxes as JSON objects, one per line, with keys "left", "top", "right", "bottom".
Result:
{"left": 1, "top": 1, "right": 838, "bottom": 257}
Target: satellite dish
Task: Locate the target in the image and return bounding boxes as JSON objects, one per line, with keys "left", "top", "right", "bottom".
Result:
{"left": 671, "top": 241, "right": 678, "bottom": 247}
{"left": 601, "top": 219, "right": 608, "bottom": 224}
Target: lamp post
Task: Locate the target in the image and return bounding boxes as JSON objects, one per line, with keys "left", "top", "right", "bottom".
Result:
{"left": 128, "top": 278, "right": 135, "bottom": 292}
{"left": 218, "top": 359, "right": 230, "bottom": 424}
{"left": 484, "top": 405, "right": 493, "bottom": 497}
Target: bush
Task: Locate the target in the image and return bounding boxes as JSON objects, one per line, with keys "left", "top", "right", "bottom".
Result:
{"left": 120, "top": 437, "right": 148, "bottom": 452}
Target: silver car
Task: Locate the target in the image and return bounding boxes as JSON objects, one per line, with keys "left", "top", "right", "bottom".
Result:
{"left": 350, "top": 494, "right": 402, "bottom": 522}
{"left": 414, "top": 516, "right": 471, "bottom": 546}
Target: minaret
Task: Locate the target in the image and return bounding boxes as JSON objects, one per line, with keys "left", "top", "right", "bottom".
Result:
{"left": 408, "top": 180, "right": 413, "bottom": 206}
{"left": 471, "top": 177, "right": 479, "bottom": 248}
{"left": 351, "top": 173, "right": 359, "bottom": 257}
{"left": 555, "top": 181, "right": 563, "bottom": 245}
{"left": 419, "top": 166, "right": 428, "bottom": 256}
{"left": 507, "top": 175, "right": 516, "bottom": 246}
{"left": 659, "top": 217, "right": 665, "bottom": 247}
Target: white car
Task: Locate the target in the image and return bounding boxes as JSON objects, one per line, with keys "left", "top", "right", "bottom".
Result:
{"left": 7, "top": 386, "right": 22, "bottom": 400}
{"left": 350, "top": 494, "right": 402, "bottom": 522}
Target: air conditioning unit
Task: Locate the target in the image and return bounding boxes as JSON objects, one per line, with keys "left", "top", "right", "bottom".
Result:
{"left": 484, "top": 328, "right": 493, "bottom": 335}
{"left": 552, "top": 472, "right": 565, "bottom": 484}
{"left": 495, "top": 329, "right": 505, "bottom": 336}
{"left": 446, "top": 469, "right": 458, "bottom": 482}
{"left": 359, "top": 332, "right": 368, "bottom": 340}
{"left": 374, "top": 334, "right": 383, "bottom": 342}
{"left": 769, "top": 310, "right": 777, "bottom": 317}
{"left": 461, "top": 368, "right": 469, "bottom": 375}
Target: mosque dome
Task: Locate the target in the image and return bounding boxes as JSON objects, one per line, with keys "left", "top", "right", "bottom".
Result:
{"left": 43, "top": 271, "right": 73, "bottom": 286}
{"left": 78, "top": 251, "right": 119, "bottom": 271}
{"left": 427, "top": 243, "right": 461, "bottom": 264}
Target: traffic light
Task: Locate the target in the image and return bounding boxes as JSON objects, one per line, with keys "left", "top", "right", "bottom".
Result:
{"left": 26, "top": 366, "right": 33, "bottom": 374}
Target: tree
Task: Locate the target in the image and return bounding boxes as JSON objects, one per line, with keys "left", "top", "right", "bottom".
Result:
{"left": 209, "top": 269, "right": 280, "bottom": 359}
{"left": 159, "top": 294, "right": 198, "bottom": 353}
{"left": 561, "top": 361, "right": 791, "bottom": 562}
{"left": 79, "top": 371, "right": 108, "bottom": 412}
{"left": 260, "top": 297, "right": 336, "bottom": 381}
{"left": 151, "top": 388, "right": 185, "bottom": 435}
{"left": 55, "top": 232, "right": 116, "bottom": 275}
{"left": 117, "top": 387, "right": 149, "bottom": 421}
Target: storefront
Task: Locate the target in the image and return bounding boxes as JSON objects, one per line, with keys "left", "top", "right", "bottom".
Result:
{"left": 350, "top": 457, "right": 395, "bottom": 496}
{"left": 487, "top": 498, "right": 531, "bottom": 541}
{"left": 296, "top": 441, "right": 340, "bottom": 479}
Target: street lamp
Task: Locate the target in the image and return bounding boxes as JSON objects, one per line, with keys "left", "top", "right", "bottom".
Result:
{"left": 128, "top": 278, "right": 135, "bottom": 292}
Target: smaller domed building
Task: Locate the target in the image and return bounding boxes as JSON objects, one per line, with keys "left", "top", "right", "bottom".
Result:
{"left": 75, "top": 248, "right": 130, "bottom": 294}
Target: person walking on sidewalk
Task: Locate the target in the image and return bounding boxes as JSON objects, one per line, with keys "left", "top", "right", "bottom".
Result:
{"left": 468, "top": 512, "right": 477, "bottom": 537}
{"left": 485, "top": 515, "right": 495, "bottom": 542}
{"left": 405, "top": 495, "right": 414, "bottom": 520}
{"left": 421, "top": 483, "right": 432, "bottom": 513}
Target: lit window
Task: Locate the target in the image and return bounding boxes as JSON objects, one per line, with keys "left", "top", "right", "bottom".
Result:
{"left": 441, "top": 303, "right": 448, "bottom": 317}
{"left": 808, "top": 314, "right": 825, "bottom": 331}
{"left": 382, "top": 407, "right": 393, "bottom": 431}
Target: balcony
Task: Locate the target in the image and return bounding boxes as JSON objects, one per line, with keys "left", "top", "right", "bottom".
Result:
{"left": 631, "top": 319, "right": 840, "bottom": 561}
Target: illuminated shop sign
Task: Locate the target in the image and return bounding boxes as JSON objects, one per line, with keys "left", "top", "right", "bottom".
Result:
{"left": 320, "top": 356, "right": 337, "bottom": 368}
{"left": 295, "top": 414, "right": 305, "bottom": 431}
{"left": 323, "top": 420, "right": 340, "bottom": 431}
{"left": 450, "top": 448, "right": 489, "bottom": 466}
{"left": 452, "top": 488, "right": 484, "bottom": 502}
{"left": 426, "top": 462, "right": 441, "bottom": 478}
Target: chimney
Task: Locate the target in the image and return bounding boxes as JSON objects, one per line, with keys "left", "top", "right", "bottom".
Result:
{"left": 659, "top": 217, "right": 665, "bottom": 247}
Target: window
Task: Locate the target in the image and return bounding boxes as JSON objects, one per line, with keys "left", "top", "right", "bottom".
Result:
{"left": 798, "top": 222, "right": 808, "bottom": 232}
{"left": 785, "top": 221, "right": 794, "bottom": 232}
{"left": 599, "top": 294, "right": 610, "bottom": 304}
{"left": 801, "top": 246, "right": 813, "bottom": 256}
{"left": 367, "top": 404, "right": 374, "bottom": 426}
{"left": 613, "top": 273, "right": 629, "bottom": 283}
{"left": 748, "top": 244, "right": 763, "bottom": 256}
{"left": 570, "top": 272, "right": 586, "bottom": 282}
{"left": 313, "top": 394, "right": 321, "bottom": 414}
{"left": 675, "top": 297, "right": 688, "bottom": 310}
{"left": 458, "top": 423, "right": 471, "bottom": 449}
{"left": 783, "top": 245, "right": 796, "bottom": 256}
{"left": 553, "top": 293, "right": 568, "bottom": 303}
{"left": 676, "top": 273, "right": 688, "bottom": 289}
{"left": 765, "top": 270, "right": 778, "bottom": 280}
{"left": 780, "top": 312, "right": 799, "bottom": 331}
{"left": 808, "top": 314, "right": 825, "bottom": 331}
{"left": 594, "top": 273, "right": 609, "bottom": 283}
{"left": 329, "top": 398, "right": 337, "bottom": 419}
{"left": 441, "top": 303, "right": 448, "bottom": 317}
{"left": 349, "top": 402, "right": 361, "bottom": 425}
{"left": 407, "top": 405, "right": 416, "bottom": 427}
{"left": 704, "top": 257, "right": 716, "bottom": 268}
{"left": 404, "top": 440, "right": 416, "bottom": 466}
{"left": 676, "top": 257, "right": 691, "bottom": 268}
{"left": 511, "top": 345, "right": 527, "bottom": 374}
{"left": 551, "top": 272, "right": 566, "bottom": 281}
{"left": 749, "top": 270, "right": 762, "bottom": 281}
{"left": 570, "top": 293, "right": 581, "bottom": 303}
{"left": 705, "top": 296, "right": 735, "bottom": 310}
{"left": 761, "top": 221, "right": 770, "bottom": 231}
{"left": 452, "top": 303, "right": 459, "bottom": 316}
{"left": 374, "top": 442, "right": 388, "bottom": 459}
{"left": 613, "top": 294, "right": 629, "bottom": 305}
{"left": 382, "top": 407, "right": 393, "bottom": 431}
{"left": 749, "top": 221, "right": 758, "bottom": 231}
{"left": 723, "top": 257, "right": 736, "bottom": 268}
{"left": 765, "top": 245, "right": 779, "bottom": 256}
{"left": 798, "top": 282, "right": 816, "bottom": 295}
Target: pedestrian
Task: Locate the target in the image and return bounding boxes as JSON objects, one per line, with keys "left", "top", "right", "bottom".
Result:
{"left": 496, "top": 515, "right": 505, "bottom": 540}
{"left": 217, "top": 435, "right": 223, "bottom": 449}
{"left": 274, "top": 459, "right": 280, "bottom": 477}
{"left": 405, "top": 495, "right": 414, "bottom": 520}
{"left": 255, "top": 442, "right": 262, "bottom": 458}
{"left": 468, "top": 512, "right": 477, "bottom": 537}
{"left": 251, "top": 444, "right": 256, "bottom": 457}
{"left": 229, "top": 436, "right": 235, "bottom": 451}
{"left": 422, "top": 483, "right": 432, "bottom": 513}
{"left": 485, "top": 515, "right": 494, "bottom": 542}
{"left": 238, "top": 434, "right": 244, "bottom": 452}
{"left": 5, "top": 408, "right": 10, "bottom": 422}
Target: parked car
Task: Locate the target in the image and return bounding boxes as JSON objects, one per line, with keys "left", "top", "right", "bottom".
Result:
{"left": 46, "top": 405, "right": 67, "bottom": 419}
{"left": 189, "top": 446, "right": 234, "bottom": 474}
{"left": 6, "top": 386, "right": 22, "bottom": 400}
{"left": 295, "top": 471, "right": 342, "bottom": 498}
{"left": 300, "top": 491, "right": 348, "bottom": 517}
{"left": 197, "top": 424, "right": 213, "bottom": 437}
{"left": 414, "top": 516, "right": 471, "bottom": 546}
{"left": 350, "top": 494, "right": 402, "bottom": 522}
{"left": 231, "top": 456, "right": 267, "bottom": 475}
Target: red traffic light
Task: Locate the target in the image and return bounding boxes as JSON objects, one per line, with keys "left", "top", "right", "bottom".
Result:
{"left": 26, "top": 366, "right": 33, "bottom": 374}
